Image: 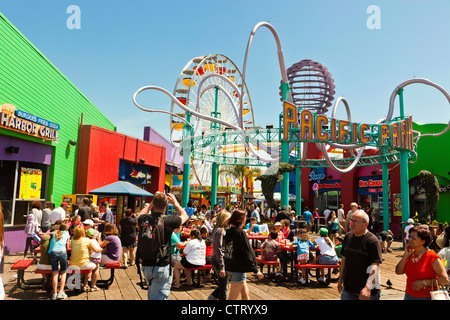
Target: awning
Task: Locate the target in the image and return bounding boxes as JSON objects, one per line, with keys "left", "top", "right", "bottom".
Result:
{"left": 89, "top": 181, "right": 154, "bottom": 197}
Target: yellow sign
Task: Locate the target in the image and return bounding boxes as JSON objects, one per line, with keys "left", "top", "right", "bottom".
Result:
{"left": 19, "top": 167, "right": 42, "bottom": 199}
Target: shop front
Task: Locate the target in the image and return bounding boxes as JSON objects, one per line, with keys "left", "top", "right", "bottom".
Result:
{"left": 76, "top": 125, "right": 166, "bottom": 224}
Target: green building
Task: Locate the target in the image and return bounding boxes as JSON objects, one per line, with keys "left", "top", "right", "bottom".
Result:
{"left": 0, "top": 12, "right": 116, "bottom": 230}
{"left": 409, "top": 122, "right": 450, "bottom": 223}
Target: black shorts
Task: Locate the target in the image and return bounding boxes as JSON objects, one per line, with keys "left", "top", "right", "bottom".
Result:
{"left": 180, "top": 256, "right": 203, "bottom": 269}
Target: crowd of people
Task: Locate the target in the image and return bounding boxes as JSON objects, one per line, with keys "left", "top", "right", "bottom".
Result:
{"left": 21, "top": 199, "right": 121, "bottom": 300}
{"left": 1, "top": 195, "right": 449, "bottom": 301}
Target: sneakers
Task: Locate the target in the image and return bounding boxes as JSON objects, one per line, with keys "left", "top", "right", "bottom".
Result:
{"left": 56, "top": 291, "right": 67, "bottom": 300}
{"left": 318, "top": 277, "right": 327, "bottom": 283}
{"left": 299, "top": 278, "right": 306, "bottom": 284}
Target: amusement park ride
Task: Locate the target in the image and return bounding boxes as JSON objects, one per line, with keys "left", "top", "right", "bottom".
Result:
{"left": 133, "top": 22, "right": 450, "bottom": 229}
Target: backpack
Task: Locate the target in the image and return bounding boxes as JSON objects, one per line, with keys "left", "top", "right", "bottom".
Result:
{"left": 137, "top": 213, "right": 169, "bottom": 266}
{"left": 136, "top": 213, "right": 170, "bottom": 289}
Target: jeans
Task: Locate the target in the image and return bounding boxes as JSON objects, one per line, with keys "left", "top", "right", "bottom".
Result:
{"left": 229, "top": 272, "right": 246, "bottom": 283}
{"left": 210, "top": 259, "right": 229, "bottom": 300}
{"left": 404, "top": 293, "right": 431, "bottom": 300}
{"left": 341, "top": 287, "right": 380, "bottom": 300}
{"left": 141, "top": 264, "right": 172, "bottom": 300}
{"left": 318, "top": 254, "right": 338, "bottom": 265}
{"left": 49, "top": 251, "right": 68, "bottom": 272}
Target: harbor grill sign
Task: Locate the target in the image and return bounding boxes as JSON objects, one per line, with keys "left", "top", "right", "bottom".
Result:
{"left": 0, "top": 104, "right": 59, "bottom": 142}
{"left": 283, "top": 101, "right": 414, "bottom": 151}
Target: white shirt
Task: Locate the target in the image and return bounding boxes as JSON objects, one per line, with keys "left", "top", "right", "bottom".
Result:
{"left": 315, "top": 237, "right": 336, "bottom": 257}
{"left": 251, "top": 210, "right": 260, "bottom": 223}
{"left": 31, "top": 208, "right": 43, "bottom": 227}
{"left": 337, "top": 208, "right": 345, "bottom": 222}
{"left": 90, "top": 239, "right": 102, "bottom": 259}
{"left": 50, "top": 207, "right": 66, "bottom": 225}
{"left": 404, "top": 224, "right": 414, "bottom": 240}
{"left": 183, "top": 239, "right": 206, "bottom": 266}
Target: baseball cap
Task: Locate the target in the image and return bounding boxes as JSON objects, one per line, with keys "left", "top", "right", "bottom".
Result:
{"left": 319, "top": 227, "right": 329, "bottom": 236}
{"left": 82, "top": 219, "right": 94, "bottom": 226}
{"left": 61, "top": 202, "right": 68, "bottom": 207}
{"left": 274, "top": 222, "right": 282, "bottom": 226}
{"left": 86, "top": 228, "right": 96, "bottom": 238}
{"left": 407, "top": 218, "right": 414, "bottom": 224}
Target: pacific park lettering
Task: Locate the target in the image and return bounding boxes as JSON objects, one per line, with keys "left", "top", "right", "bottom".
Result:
{"left": 283, "top": 101, "right": 414, "bottom": 151}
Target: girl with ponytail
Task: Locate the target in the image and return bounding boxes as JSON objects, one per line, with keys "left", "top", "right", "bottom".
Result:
{"left": 314, "top": 227, "right": 338, "bottom": 283}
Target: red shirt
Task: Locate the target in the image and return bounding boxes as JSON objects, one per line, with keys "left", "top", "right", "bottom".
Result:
{"left": 404, "top": 250, "right": 441, "bottom": 297}
{"left": 205, "top": 245, "right": 213, "bottom": 257}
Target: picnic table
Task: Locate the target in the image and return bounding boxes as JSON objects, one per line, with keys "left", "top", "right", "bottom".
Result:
{"left": 247, "top": 233, "right": 270, "bottom": 249}
{"left": 280, "top": 242, "right": 296, "bottom": 277}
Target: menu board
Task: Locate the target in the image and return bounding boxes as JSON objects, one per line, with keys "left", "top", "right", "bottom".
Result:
{"left": 19, "top": 167, "right": 42, "bottom": 199}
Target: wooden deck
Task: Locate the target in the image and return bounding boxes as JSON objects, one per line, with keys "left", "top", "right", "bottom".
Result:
{"left": 2, "top": 240, "right": 407, "bottom": 300}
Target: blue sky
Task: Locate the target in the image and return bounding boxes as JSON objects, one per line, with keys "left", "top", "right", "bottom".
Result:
{"left": 2, "top": 0, "right": 450, "bottom": 141}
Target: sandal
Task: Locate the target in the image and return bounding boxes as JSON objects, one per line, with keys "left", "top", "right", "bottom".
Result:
{"left": 90, "top": 286, "right": 100, "bottom": 291}
{"left": 83, "top": 285, "right": 90, "bottom": 292}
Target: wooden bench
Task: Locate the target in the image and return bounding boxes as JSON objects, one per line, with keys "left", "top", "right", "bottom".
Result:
{"left": 294, "top": 263, "right": 340, "bottom": 285}
{"left": 187, "top": 264, "right": 213, "bottom": 288}
{"left": 255, "top": 256, "right": 279, "bottom": 275}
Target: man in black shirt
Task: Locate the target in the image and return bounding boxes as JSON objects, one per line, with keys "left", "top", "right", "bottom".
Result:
{"left": 338, "top": 210, "right": 382, "bottom": 300}
{"left": 137, "top": 192, "right": 188, "bottom": 300}
{"left": 78, "top": 197, "right": 92, "bottom": 222}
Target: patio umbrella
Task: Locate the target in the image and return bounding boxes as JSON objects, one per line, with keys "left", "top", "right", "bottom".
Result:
{"left": 89, "top": 181, "right": 154, "bottom": 197}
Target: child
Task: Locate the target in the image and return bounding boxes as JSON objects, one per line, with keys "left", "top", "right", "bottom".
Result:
{"left": 281, "top": 219, "right": 291, "bottom": 239}
{"left": 314, "top": 228, "right": 338, "bottom": 283}
{"left": 24, "top": 213, "right": 41, "bottom": 263}
{"left": 273, "top": 222, "right": 284, "bottom": 243}
{"left": 260, "top": 231, "right": 281, "bottom": 262}
{"left": 291, "top": 229, "right": 315, "bottom": 284}
{"left": 48, "top": 223, "right": 70, "bottom": 300}
{"left": 87, "top": 228, "right": 102, "bottom": 265}
{"left": 261, "top": 230, "right": 282, "bottom": 277}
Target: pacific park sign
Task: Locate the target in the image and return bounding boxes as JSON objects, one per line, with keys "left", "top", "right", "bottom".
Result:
{"left": 282, "top": 101, "right": 414, "bottom": 151}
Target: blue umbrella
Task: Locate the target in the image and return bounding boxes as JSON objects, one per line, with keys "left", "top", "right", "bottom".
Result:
{"left": 89, "top": 181, "right": 154, "bottom": 197}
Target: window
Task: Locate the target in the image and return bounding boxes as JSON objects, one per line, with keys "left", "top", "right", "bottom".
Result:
{"left": 0, "top": 160, "right": 47, "bottom": 226}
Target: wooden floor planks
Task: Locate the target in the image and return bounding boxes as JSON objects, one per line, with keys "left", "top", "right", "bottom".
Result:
{"left": 2, "top": 240, "right": 408, "bottom": 300}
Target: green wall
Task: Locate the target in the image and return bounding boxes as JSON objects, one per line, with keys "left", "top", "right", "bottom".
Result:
{"left": 0, "top": 12, "right": 116, "bottom": 205}
{"left": 410, "top": 122, "right": 450, "bottom": 223}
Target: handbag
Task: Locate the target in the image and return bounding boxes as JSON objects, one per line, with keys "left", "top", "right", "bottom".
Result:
{"left": 436, "top": 232, "right": 446, "bottom": 249}
{"left": 430, "top": 279, "right": 450, "bottom": 300}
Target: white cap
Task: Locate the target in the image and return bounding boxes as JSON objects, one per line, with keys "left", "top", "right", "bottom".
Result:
{"left": 82, "top": 219, "right": 94, "bottom": 226}
{"left": 407, "top": 218, "right": 414, "bottom": 224}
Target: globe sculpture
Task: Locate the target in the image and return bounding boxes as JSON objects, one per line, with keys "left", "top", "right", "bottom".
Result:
{"left": 281, "top": 59, "right": 336, "bottom": 114}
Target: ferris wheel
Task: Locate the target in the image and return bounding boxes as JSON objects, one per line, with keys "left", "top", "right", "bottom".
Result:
{"left": 169, "top": 54, "right": 255, "bottom": 186}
